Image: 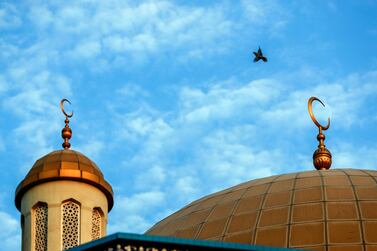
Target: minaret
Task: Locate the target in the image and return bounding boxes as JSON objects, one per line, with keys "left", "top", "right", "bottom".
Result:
{"left": 15, "top": 99, "right": 114, "bottom": 251}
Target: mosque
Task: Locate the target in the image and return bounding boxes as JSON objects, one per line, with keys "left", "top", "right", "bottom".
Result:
{"left": 15, "top": 98, "right": 377, "bottom": 251}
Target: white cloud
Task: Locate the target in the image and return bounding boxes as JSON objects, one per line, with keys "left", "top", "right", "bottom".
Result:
{"left": 263, "top": 71, "right": 377, "bottom": 131}
{"left": 200, "top": 129, "right": 276, "bottom": 180}
{"left": 175, "top": 176, "right": 199, "bottom": 196}
{"left": 23, "top": 0, "right": 235, "bottom": 64}
{"left": 71, "top": 40, "right": 101, "bottom": 59}
{"left": 115, "top": 109, "right": 173, "bottom": 151}
{"left": 241, "top": 0, "right": 289, "bottom": 35}
{"left": 332, "top": 143, "right": 377, "bottom": 170}
{"left": 109, "top": 191, "right": 166, "bottom": 233}
{"left": 7, "top": 0, "right": 287, "bottom": 67}
{"left": 75, "top": 139, "right": 105, "bottom": 160}
{"left": 242, "top": 0, "right": 269, "bottom": 23}
{"left": 29, "top": 5, "right": 53, "bottom": 29}
{"left": 116, "top": 84, "right": 150, "bottom": 98}
{"left": 135, "top": 165, "right": 166, "bottom": 190}
{"left": 1, "top": 59, "right": 72, "bottom": 162}
{"left": 180, "top": 79, "right": 281, "bottom": 123}
{"left": 0, "top": 211, "right": 20, "bottom": 250}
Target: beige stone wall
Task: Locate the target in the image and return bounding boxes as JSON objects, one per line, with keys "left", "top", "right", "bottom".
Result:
{"left": 21, "top": 180, "right": 108, "bottom": 251}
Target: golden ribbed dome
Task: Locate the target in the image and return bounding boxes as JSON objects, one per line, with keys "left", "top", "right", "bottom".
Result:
{"left": 147, "top": 168, "right": 377, "bottom": 250}
{"left": 15, "top": 149, "right": 113, "bottom": 211}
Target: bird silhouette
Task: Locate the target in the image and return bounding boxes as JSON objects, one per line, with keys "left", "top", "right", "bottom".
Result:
{"left": 253, "top": 47, "right": 267, "bottom": 62}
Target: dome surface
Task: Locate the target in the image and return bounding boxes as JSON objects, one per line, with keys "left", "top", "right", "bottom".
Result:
{"left": 147, "top": 169, "right": 377, "bottom": 250}
{"left": 15, "top": 149, "right": 113, "bottom": 211}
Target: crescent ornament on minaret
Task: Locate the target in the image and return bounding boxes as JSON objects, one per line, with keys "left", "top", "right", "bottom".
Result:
{"left": 60, "top": 98, "right": 73, "bottom": 149}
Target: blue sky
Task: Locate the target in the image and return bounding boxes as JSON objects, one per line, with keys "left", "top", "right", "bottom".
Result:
{"left": 1, "top": 0, "right": 377, "bottom": 249}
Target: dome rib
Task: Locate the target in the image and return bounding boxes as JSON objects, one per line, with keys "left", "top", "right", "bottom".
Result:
{"left": 339, "top": 168, "right": 366, "bottom": 247}
{"left": 317, "top": 168, "right": 328, "bottom": 247}
{"left": 282, "top": 172, "right": 299, "bottom": 249}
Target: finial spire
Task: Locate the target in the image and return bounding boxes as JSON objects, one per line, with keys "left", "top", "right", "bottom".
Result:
{"left": 308, "top": 97, "right": 332, "bottom": 170}
{"left": 60, "top": 99, "right": 74, "bottom": 149}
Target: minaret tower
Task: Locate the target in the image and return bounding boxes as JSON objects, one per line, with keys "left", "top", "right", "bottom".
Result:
{"left": 15, "top": 99, "right": 114, "bottom": 251}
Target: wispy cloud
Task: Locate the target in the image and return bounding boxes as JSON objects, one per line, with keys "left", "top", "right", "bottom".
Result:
{"left": 109, "top": 191, "right": 166, "bottom": 233}
{"left": 2, "top": 67, "right": 72, "bottom": 160}
{"left": 0, "top": 211, "right": 19, "bottom": 250}
{"left": 25, "top": 1, "right": 236, "bottom": 64}
{"left": 333, "top": 143, "right": 377, "bottom": 169}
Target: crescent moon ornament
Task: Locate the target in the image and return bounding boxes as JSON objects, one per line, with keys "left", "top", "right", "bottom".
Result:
{"left": 308, "top": 97, "right": 330, "bottom": 130}
{"left": 60, "top": 99, "right": 73, "bottom": 118}
{"left": 308, "top": 96, "right": 332, "bottom": 170}
{"left": 60, "top": 98, "right": 73, "bottom": 149}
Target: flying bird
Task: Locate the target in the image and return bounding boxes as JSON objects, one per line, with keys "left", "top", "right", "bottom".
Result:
{"left": 253, "top": 47, "right": 267, "bottom": 62}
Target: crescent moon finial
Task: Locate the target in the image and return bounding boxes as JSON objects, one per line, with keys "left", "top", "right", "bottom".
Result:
{"left": 308, "top": 97, "right": 330, "bottom": 130}
{"left": 60, "top": 99, "right": 73, "bottom": 149}
{"left": 308, "top": 97, "right": 332, "bottom": 170}
{"left": 60, "top": 98, "right": 74, "bottom": 118}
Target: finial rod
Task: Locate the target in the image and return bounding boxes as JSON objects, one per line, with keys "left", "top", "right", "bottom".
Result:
{"left": 308, "top": 97, "right": 332, "bottom": 170}
{"left": 60, "top": 99, "right": 73, "bottom": 149}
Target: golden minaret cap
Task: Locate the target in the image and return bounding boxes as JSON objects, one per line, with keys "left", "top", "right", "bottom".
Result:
{"left": 60, "top": 98, "right": 73, "bottom": 149}
{"left": 308, "top": 97, "right": 332, "bottom": 170}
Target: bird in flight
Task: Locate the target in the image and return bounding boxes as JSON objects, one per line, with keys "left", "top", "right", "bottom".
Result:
{"left": 253, "top": 47, "right": 267, "bottom": 62}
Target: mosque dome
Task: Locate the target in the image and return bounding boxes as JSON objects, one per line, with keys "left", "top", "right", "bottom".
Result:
{"left": 146, "top": 168, "right": 377, "bottom": 250}
{"left": 15, "top": 149, "right": 114, "bottom": 211}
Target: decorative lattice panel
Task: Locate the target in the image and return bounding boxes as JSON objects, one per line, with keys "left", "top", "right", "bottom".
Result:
{"left": 34, "top": 203, "right": 48, "bottom": 251}
{"left": 62, "top": 201, "right": 80, "bottom": 250}
{"left": 91, "top": 208, "right": 102, "bottom": 240}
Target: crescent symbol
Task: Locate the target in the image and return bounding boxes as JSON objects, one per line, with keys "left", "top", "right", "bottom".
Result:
{"left": 308, "top": 97, "right": 330, "bottom": 130}
{"left": 60, "top": 99, "right": 74, "bottom": 118}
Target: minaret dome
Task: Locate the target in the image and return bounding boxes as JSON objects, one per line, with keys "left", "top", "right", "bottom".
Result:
{"left": 14, "top": 99, "right": 114, "bottom": 251}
